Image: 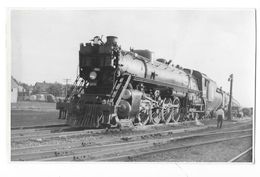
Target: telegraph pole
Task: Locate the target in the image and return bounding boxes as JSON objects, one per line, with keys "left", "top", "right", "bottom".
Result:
{"left": 227, "top": 74, "right": 233, "bottom": 120}
{"left": 63, "top": 78, "right": 71, "bottom": 97}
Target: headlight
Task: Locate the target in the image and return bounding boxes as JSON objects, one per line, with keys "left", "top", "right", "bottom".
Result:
{"left": 89, "top": 71, "right": 97, "bottom": 80}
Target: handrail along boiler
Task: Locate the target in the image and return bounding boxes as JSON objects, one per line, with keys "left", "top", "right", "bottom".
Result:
{"left": 57, "top": 36, "right": 239, "bottom": 128}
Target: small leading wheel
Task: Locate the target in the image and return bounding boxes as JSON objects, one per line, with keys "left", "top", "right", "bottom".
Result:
{"left": 161, "top": 98, "right": 174, "bottom": 123}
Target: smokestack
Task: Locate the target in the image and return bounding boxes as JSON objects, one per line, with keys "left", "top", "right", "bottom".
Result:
{"left": 106, "top": 36, "right": 118, "bottom": 45}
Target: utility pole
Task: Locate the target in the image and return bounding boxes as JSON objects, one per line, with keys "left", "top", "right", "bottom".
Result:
{"left": 227, "top": 74, "right": 233, "bottom": 120}
{"left": 63, "top": 78, "right": 71, "bottom": 97}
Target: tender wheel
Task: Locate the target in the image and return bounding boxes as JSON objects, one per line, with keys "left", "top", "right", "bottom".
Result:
{"left": 161, "top": 98, "right": 174, "bottom": 123}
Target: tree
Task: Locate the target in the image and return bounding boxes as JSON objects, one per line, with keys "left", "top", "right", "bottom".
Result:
{"left": 46, "top": 83, "right": 63, "bottom": 97}
{"left": 32, "top": 85, "right": 41, "bottom": 95}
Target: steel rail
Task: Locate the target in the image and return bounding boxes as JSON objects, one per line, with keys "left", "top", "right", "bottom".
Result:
{"left": 228, "top": 147, "right": 252, "bottom": 162}
{"left": 11, "top": 124, "right": 209, "bottom": 142}
{"left": 11, "top": 125, "right": 208, "bottom": 154}
{"left": 14, "top": 119, "right": 251, "bottom": 143}
{"left": 12, "top": 140, "right": 149, "bottom": 161}
{"left": 12, "top": 125, "right": 215, "bottom": 156}
{"left": 12, "top": 128, "right": 252, "bottom": 161}
{"left": 12, "top": 129, "right": 53, "bottom": 136}
{"left": 73, "top": 130, "right": 253, "bottom": 162}
{"left": 11, "top": 116, "right": 252, "bottom": 142}
{"left": 123, "top": 123, "right": 252, "bottom": 140}
{"left": 11, "top": 122, "right": 252, "bottom": 155}
{"left": 11, "top": 125, "right": 70, "bottom": 137}
{"left": 11, "top": 126, "right": 77, "bottom": 138}
{"left": 11, "top": 124, "right": 70, "bottom": 133}
{"left": 12, "top": 121, "right": 251, "bottom": 156}
{"left": 11, "top": 128, "right": 107, "bottom": 141}
{"left": 97, "top": 134, "right": 252, "bottom": 161}
{"left": 11, "top": 124, "right": 68, "bottom": 130}
{"left": 11, "top": 127, "right": 67, "bottom": 136}
{"left": 40, "top": 141, "right": 151, "bottom": 161}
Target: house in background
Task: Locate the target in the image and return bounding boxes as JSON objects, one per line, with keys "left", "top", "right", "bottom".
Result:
{"left": 34, "top": 81, "right": 52, "bottom": 94}
{"left": 17, "top": 84, "right": 26, "bottom": 101}
{"left": 11, "top": 76, "right": 27, "bottom": 102}
{"left": 11, "top": 76, "right": 19, "bottom": 103}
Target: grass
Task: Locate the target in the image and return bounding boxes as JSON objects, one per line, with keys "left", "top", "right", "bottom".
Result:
{"left": 11, "top": 101, "right": 65, "bottom": 128}
{"left": 11, "top": 101, "right": 57, "bottom": 111}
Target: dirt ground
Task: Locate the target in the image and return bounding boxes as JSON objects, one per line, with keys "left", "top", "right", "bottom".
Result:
{"left": 11, "top": 101, "right": 253, "bottom": 162}
{"left": 134, "top": 134, "right": 252, "bottom": 162}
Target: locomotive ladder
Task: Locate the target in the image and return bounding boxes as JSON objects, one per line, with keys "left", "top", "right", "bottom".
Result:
{"left": 57, "top": 75, "right": 85, "bottom": 118}
{"left": 110, "top": 74, "right": 131, "bottom": 108}
{"left": 66, "top": 75, "right": 86, "bottom": 102}
{"left": 64, "top": 76, "right": 89, "bottom": 127}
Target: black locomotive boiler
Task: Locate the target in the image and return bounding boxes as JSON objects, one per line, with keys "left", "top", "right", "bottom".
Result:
{"left": 57, "top": 36, "right": 239, "bottom": 128}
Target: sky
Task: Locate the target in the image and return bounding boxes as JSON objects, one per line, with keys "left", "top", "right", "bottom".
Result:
{"left": 10, "top": 10, "right": 255, "bottom": 107}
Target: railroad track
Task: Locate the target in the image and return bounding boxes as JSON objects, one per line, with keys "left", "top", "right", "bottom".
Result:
{"left": 11, "top": 124, "right": 70, "bottom": 136}
{"left": 228, "top": 147, "right": 253, "bottom": 162}
{"left": 11, "top": 119, "right": 251, "bottom": 143}
{"left": 11, "top": 124, "right": 69, "bottom": 130}
{"left": 11, "top": 126, "right": 106, "bottom": 141}
{"left": 11, "top": 125, "right": 216, "bottom": 158}
{"left": 11, "top": 126, "right": 252, "bottom": 161}
{"left": 97, "top": 133, "right": 252, "bottom": 162}
{"left": 11, "top": 121, "right": 251, "bottom": 154}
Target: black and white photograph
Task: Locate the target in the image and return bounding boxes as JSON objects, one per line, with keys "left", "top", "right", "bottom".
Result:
{"left": 9, "top": 9, "right": 255, "bottom": 162}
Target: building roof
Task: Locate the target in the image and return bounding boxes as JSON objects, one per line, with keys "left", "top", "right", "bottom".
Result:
{"left": 11, "top": 76, "right": 26, "bottom": 92}
{"left": 11, "top": 76, "right": 19, "bottom": 89}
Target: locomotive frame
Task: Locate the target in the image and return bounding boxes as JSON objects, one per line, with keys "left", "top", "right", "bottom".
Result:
{"left": 57, "top": 35, "right": 238, "bottom": 128}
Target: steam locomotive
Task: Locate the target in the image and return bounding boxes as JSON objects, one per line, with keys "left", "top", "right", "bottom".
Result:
{"left": 57, "top": 36, "right": 239, "bottom": 128}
